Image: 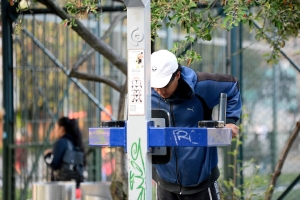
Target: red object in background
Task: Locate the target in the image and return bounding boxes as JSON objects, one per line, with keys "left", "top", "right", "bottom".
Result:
{"left": 76, "top": 188, "right": 81, "bottom": 199}
{"left": 102, "top": 158, "right": 115, "bottom": 177}
{"left": 15, "top": 137, "right": 27, "bottom": 174}
{"left": 101, "top": 147, "right": 115, "bottom": 178}
{"left": 68, "top": 111, "right": 87, "bottom": 119}
{"left": 101, "top": 105, "right": 112, "bottom": 121}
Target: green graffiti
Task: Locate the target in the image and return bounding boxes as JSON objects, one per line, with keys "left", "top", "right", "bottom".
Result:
{"left": 129, "top": 138, "right": 146, "bottom": 200}
{"left": 129, "top": 171, "right": 135, "bottom": 190}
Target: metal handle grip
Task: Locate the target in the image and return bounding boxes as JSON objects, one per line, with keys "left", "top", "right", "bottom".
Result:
{"left": 218, "top": 93, "right": 227, "bottom": 125}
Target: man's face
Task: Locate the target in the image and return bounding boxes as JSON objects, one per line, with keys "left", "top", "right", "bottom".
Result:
{"left": 153, "top": 72, "right": 180, "bottom": 99}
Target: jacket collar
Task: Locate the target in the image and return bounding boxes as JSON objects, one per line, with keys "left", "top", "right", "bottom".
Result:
{"left": 169, "top": 66, "right": 196, "bottom": 100}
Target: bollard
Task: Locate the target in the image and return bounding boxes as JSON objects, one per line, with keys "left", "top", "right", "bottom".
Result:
{"left": 32, "top": 181, "right": 76, "bottom": 200}
{"left": 80, "top": 182, "right": 112, "bottom": 200}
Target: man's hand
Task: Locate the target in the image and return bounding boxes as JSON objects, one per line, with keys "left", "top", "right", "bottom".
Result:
{"left": 225, "top": 123, "right": 239, "bottom": 138}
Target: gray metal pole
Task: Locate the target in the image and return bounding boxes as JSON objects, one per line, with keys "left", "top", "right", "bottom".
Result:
{"left": 271, "top": 64, "right": 278, "bottom": 171}
{"left": 238, "top": 22, "right": 244, "bottom": 198}
{"left": 218, "top": 93, "right": 227, "bottom": 124}
{"left": 1, "top": 1, "right": 15, "bottom": 199}
{"left": 223, "top": 25, "right": 239, "bottom": 184}
{"left": 123, "top": 0, "right": 152, "bottom": 199}
{"left": 94, "top": 14, "right": 103, "bottom": 182}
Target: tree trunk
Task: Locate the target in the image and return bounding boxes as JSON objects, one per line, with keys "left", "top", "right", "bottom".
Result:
{"left": 265, "top": 121, "right": 300, "bottom": 200}
{"left": 110, "top": 81, "right": 128, "bottom": 200}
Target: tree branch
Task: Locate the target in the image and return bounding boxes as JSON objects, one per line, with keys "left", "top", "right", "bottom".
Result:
{"left": 72, "top": 48, "right": 95, "bottom": 71}
{"left": 69, "top": 69, "right": 122, "bottom": 92}
{"left": 72, "top": 12, "right": 127, "bottom": 71}
{"left": 265, "top": 121, "right": 300, "bottom": 200}
{"left": 37, "top": 0, "right": 127, "bottom": 75}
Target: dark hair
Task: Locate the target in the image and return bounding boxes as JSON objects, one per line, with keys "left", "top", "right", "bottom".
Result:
{"left": 169, "top": 63, "right": 182, "bottom": 82}
{"left": 58, "top": 117, "right": 85, "bottom": 154}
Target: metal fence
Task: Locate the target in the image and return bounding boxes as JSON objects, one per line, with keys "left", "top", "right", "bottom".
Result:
{"left": 240, "top": 39, "right": 300, "bottom": 199}
{"left": 2, "top": 4, "right": 300, "bottom": 200}
{"left": 6, "top": 7, "right": 127, "bottom": 200}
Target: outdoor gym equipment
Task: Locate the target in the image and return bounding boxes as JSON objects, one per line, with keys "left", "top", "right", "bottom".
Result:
{"left": 89, "top": 0, "right": 232, "bottom": 199}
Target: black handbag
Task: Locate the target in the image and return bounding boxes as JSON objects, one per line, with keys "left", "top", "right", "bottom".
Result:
{"left": 53, "top": 140, "right": 84, "bottom": 184}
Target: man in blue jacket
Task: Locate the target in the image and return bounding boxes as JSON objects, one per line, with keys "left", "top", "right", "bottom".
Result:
{"left": 151, "top": 50, "right": 242, "bottom": 200}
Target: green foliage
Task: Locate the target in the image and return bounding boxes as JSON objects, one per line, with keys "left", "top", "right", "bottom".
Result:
{"left": 171, "top": 40, "right": 202, "bottom": 65}
{"left": 65, "top": 0, "right": 102, "bottom": 19}
{"left": 219, "top": 138, "right": 272, "bottom": 200}
{"left": 17, "top": 0, "right": 30, "bottom": 11}
{"left": 222, "top": 1, "right": 249, "bottom": 29}
{"left": 151, "top": 0, "right": 300, "bottom": 65}
{"left": 60, "top": 18, "right": 78, "bottom": 27}
{"left": 151, "top": 0, "right": 219, "bottom": 63}
{"left": 218, "top": 110, "right": 271, "bottom": 200}
{"left": 222, "top": 0, "right": 300, "bottom": 64}
{"left": 13, "top": 18, "right": 24, "bottom": 35}
{"left": 11, "top": 0, "right": 300, "bottom": 64}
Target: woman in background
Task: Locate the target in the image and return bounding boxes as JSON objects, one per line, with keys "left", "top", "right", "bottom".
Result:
{"left": 44, "top": 116, "right": 86, "bottom": 190}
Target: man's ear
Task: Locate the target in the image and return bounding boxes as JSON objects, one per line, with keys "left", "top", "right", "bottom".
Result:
{"left": 175, "top": 71, "right": 180, "bottom": 80}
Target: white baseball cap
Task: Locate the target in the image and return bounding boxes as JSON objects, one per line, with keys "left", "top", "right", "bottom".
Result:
{"left": 151, "top": 50, "right": 178, "bottom": 88}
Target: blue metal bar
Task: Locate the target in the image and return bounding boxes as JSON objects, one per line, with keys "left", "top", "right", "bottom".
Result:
{"left": 89, "top": 127, "right": 126, "bottom": 147}
{"left": 149, "top": 127, "right": 232, "bottom": 147}
{"left": 88, "top": 124, "right": 232, "bottom": 148}
{"left": 149, "top": 127, "right": 207, "bottom": 147}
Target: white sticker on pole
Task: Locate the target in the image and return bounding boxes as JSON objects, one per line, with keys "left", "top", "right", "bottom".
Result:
{"left": 128, "top": 49, "right": 145, "bottom": 115}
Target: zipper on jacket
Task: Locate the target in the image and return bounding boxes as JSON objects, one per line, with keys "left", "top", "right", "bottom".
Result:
{"left": 158, "top": 97, "right": 183, "bottom": 193}
{"left": 170, "top": 103, "right": 176, "bottom": 127}
{"left": 170, "top": 103, "right": 183, "bottom": 194}
{"left": 174, "top": 148, "right": 183, "bottom": 194}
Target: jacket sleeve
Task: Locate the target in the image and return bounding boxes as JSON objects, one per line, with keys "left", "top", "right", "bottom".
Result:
{"left": 50, "top": 139, "right": 67, "bottom": 170}
{"left": 195, "top": 72, "right": 242, "bottom": 123}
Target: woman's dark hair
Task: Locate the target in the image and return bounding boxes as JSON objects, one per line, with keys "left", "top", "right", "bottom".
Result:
{"left": 57, "top": 117, "right": 85, "bottom": 154}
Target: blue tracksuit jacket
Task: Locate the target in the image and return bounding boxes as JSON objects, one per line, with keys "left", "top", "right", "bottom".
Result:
{"left": 151, "top": 66, "right": 242, "bottom": 194}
